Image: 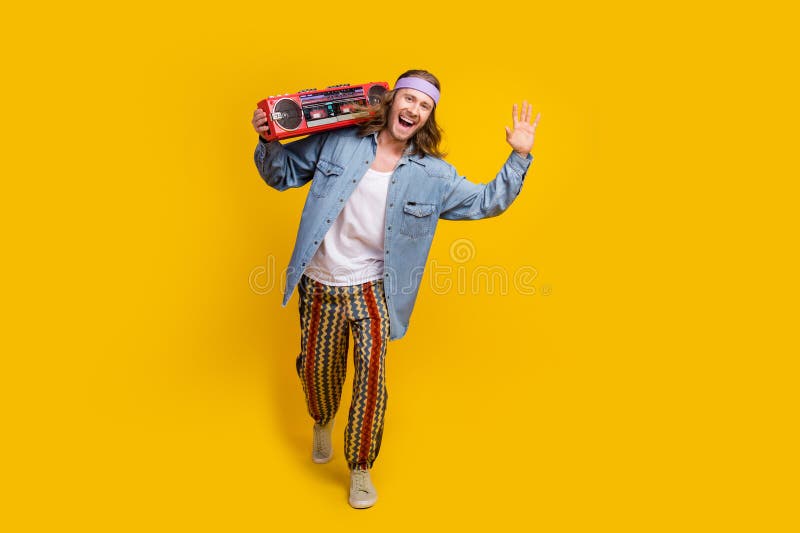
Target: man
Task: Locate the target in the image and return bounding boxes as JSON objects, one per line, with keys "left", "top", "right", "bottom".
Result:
{"left": 251, "top": 70, "right": 540, "bottom": 509}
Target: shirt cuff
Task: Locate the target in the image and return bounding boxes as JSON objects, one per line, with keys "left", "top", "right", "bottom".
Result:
{"left": 508, "top": 151, "right": 533, "bottom": 175}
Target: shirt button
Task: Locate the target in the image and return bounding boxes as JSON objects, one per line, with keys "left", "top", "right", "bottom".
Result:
{"left": 352, "top": 179, "right": 356, "bottom": 183}
{"left": 339, "top": 198, "right": 344, "bottom": 202}
{"left": 387, "top": 226, "right": 392, "bottom": 231}
{"left": 326, "top": 219, "right": 331, "bottom": 223}
{"left": 389, "top": 203, "right": 394, "bottom": 207}
{"left": 314, "top": 241, "right": 318, "bottom": 245}
{"left": 391, "top": 180, "right": 396, "bottom": 184}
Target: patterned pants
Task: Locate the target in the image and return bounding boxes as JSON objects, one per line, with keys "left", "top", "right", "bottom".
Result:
{"left": 296, "top": 274, "right": 390, "bottom": 470}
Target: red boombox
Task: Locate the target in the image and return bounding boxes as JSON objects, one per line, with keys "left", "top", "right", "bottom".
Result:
{"left": 257, "top": 81, "right": 389, "bottom": 141}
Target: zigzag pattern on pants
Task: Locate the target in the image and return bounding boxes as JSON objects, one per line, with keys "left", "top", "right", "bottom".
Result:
{"left": 296, "top": 275, "right": 390, "bottom": 469}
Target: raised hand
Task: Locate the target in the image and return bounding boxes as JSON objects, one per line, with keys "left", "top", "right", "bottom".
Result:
{"left": 505, "top": 101, "right": 541, "bottom": 157}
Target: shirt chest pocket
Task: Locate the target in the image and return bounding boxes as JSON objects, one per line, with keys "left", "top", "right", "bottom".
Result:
{"left": 311, "top": 159, "right": 344, "bottom": 198}
{"left": 400, "top": 201, "right": 437, "bottom": 239}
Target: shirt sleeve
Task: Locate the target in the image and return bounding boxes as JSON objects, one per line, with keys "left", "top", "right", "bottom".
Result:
{"left": 439, "top": 151, "right": 533, "bottom": 220}
{"left": 253, "top": 132, "right": 330, "bottom": 191}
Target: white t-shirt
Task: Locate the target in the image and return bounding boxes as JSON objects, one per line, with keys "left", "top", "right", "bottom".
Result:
{"left": 305, "top": 167, "right": 392, "bottom": 286}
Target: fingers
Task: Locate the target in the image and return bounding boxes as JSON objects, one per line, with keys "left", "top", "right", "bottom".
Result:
{"left": 253, "top": 108, "right": 267, "bottom": 124}
{"left": 252, "top": 108, "right": 270, "bottom": 135}
{"left": 512, "top": 101, "right": 541, "bottom": 126}
{"left": 512, "top": 101, "right": 538, "bottom": 125}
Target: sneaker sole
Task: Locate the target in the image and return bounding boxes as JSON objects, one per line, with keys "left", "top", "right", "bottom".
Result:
{"left": 348, "top": 496, "right": 377, "bottom": 509}
{"left": 312, "top": 453, "right": 332, "bottom": 464}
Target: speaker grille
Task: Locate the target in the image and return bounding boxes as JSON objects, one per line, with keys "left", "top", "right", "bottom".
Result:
{"left": 368, "top": 85, "right": 387, "bottom": 106}
{"left": 273, "top": 98, "right": 303, "bottom": 130}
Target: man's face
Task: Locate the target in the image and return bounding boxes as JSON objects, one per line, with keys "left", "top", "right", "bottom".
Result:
{"left": 385, "top": 88, "right": 435, "bottom": 143}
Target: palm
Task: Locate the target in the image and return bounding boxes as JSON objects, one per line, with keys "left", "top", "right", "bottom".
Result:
{"left": 505, "top": 102, "right": 540, "bottom": 156}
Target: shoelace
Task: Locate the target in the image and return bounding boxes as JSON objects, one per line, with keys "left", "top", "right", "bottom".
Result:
{"left": 351, "top": 470, "right": 371, "bottom": 492}
{"left": 314, "top": 429, "right": 330, "bottom": 454}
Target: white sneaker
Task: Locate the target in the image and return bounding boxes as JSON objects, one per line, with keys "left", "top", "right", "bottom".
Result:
{"left": 312, "top": 420, "right": 334, "bottom": 464}
{"left": 349, "top": 468, "right": 378, "bottom": 509}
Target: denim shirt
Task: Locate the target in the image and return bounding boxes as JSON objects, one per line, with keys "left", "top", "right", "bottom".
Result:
{"left": 254, "top": 126, "right": 533, "bottom": 340}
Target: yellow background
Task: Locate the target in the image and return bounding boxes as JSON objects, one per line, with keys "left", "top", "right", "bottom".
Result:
{"left": 3, "top": 1, "right": 798, "bottom": 531}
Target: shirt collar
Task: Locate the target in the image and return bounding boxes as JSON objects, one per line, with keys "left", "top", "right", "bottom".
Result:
{"left": 368, "top": 131, "right": 427, "bottom": 166}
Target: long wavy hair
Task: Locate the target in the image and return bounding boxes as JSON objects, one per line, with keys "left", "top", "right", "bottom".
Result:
{"left": 358, "top": 69, "right": 445, "bottom": 158}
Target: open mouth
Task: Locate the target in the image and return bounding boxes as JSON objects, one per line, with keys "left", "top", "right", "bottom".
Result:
{"left": 398, "top": 115, "right": 415, "bottom": 129}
